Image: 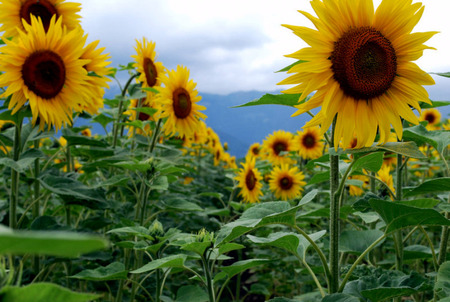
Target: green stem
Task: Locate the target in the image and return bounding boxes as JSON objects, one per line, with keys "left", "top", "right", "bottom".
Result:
{"left": 10, "top": 116, "right": 23, "bottom": 229}
{"left": 299, "top": 255, "right": 326, "bottom": 298}
{"left": 116, "top": 248, "right": 131, "bottom": 302}
{"left": 437, "top": 152, "right": 450, "bottom": 266}
{"left": 329, "top": 117, "right": 340, "bottom": 293}
{"left": 202, "top": 255, "right": 215, "bottom": 302}
{"left": 156, "top": 268, "right": 161, "bottom": 302}
{"left": 395, "top": 153, "right": 403, "bottom": 272}
{"left": 338, "top": 234, "right": 386, "bottom": 292}
{"left": 418, "top": 226, "right": 438, "bottom": 272}
{"left": 148, "top": 118, "right": 162, "bottom": 154}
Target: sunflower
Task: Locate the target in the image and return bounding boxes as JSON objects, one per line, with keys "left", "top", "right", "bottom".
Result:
{"left": 80, "top": 128, "right": 91, "bottom": 137}
{"left": 235, "top": 156, "right": 263, "bottom": 203}
{"left": 348, "top": 174, "right": 369, "bottom": 197}
{"left": 261, "top": 130, "right": 295, "bottom": 165}
{"left": 0, "top": 16, "right": 94, "bottom": 131}
{"left": 157, "top": 66, "right": 207, "bottom": 138}
{"left": 294, "top": 126, "right": 324, "bottom": 159}
{"left": 280, "top": 0, "right": 436, "bottom": 149}
{"left": 269, "top": 164, "right": 306, "bottom": 201}
{"left": 246, "top": 142, "right": 261, "bottom": 159}
{"left": 0, "top": 0, "right": 81, "bottom": 38}
{"left": 125, "top": 97, "right": 157, "bottom": 137}
{"left": 419, "top": 108, "right": 441, "bottom": 130}
{"left": 131, "top": 38, "right": 165, "bottom": 99}
{"left": 377, "top": 165, "right": 395, "bottom": 199}
{"left": 213, "top": 144, "right": 224, "bottom": 167}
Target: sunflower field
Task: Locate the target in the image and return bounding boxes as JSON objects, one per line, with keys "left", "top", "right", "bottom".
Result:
{"left": 0, "top": 1, "right": 450, "bottom": 302}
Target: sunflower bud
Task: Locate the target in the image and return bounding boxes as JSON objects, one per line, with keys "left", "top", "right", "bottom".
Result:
{"left": 149, "top": 219, "right": 164, "bottom": 238}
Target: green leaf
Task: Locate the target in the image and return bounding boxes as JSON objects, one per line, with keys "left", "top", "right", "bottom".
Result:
{"left": 39, "top": 175, "right": 110, "bottom": 209}
{"left": 162, "top": 198, "right": 203, "bottom": 211}
{"left": 62, "top": 129, "right": 109, "bottom": 147}
{"left": 216, "top": 190, "right": 318, "bottom": 246}
{"left": 70, "top": 262, "right": 128, "bottom": 281}
{"left": 218, "top": 259, "right": 270, "bottom": 279}
{"left": 369, "top": 199, "right": 450, "bottom": 234}
{"left": 276, "top": 60, "right": 307, "bottom": 72}
{"left": 107, "top": 226, "right": 153, "bottom": 240}
{"left": 403, "top": 124, "right": 450, "bottom": 154}
{"left": 0, "top": 283, "right": 100, "bottom": 302}
{"left": 351, "top": 152, "right": 383, "bottom": 173}
{"left": 0, "top": 228, "right": 108, "bottom": 257}
{"left": 420, "top": 100, "right": 450, "bottom": 109}
{"left": 217, "top": 243, "right": 245, "bottom": 255}
{"left": 339, "top": 230, "right": 385, "bottom": 254}
{"left": 432, "top": 72, "right": 450, "bottom": 78}
{"left": 322, "top": 293, "right": 360, "bottom": 302}
{"left": 403, "top": 178, "right": 450, "bottom": 197}
{"left": 113, "top": 160, "right": 152, "bottom": 173}
{"left": 131, "top": 254, "right": 187, "bottom": 274}
{"left": 330, "top": 141, "right": 426, "bottom": 159}
{"left": 181, "top": 241, "right": 212, "bottom": 256}
{"left": 232, "top": 93, "right": 302, "bottom": 108}
{"left": 307, "top": 171, "right": 330, "bottom": 185}
{"left": 396, "top": 198, "right": 441, "bottom": 208}
{"left": 175, "top": 285, "right": 208, "bottom": 302}
{"left": 435, "top": 261, "right": 450, "bottom": 300}
{"left": 92, "top": 113, "right": 115, "bottom": 128}
{"left": 404, "top": 245, "right": 434, "bottom": 261}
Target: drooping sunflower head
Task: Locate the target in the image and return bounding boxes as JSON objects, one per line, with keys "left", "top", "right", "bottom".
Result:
{"left": 419, "top": 108, "right": 441, "bottom": 129}
{"left": 268, "top": 164, "right": 306, "bottom": 201}
{"left": 246, "top": 142, "right": 261, "bottom": 159}
{"left": 0, "top": 0, "right": 81, "bottom": 38}
{"left": 0, "top": 15, "right": 93, "bottom": 131}
{"left": 294, "top": 126, "right": 324, "bottom": 159}
{"left": 281, "top": 0, "right": 437, "bottom": 149}
{"left": 261, "top": 130, "right": 295, "bottom": 165}
{"left": 131, "top": 38, "right": 166, "bottom": 94}
{"left": 235, "top": 156, "right": 263, "bottom": 203}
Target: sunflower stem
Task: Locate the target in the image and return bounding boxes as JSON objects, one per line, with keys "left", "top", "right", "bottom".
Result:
{"left": 329, "top": 117, "right": 340, "bottom": 293}
{"left": 9, "top": 114, "right": 23, "bottom": 229}
{"left": 33, "top": 138, "right": 41, "bottom": 274}
{"left": 394, "top": 153, "right": 404, "bottom": 272}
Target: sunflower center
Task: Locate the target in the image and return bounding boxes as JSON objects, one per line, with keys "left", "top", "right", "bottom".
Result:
{"left": 143, "top": 58, "right": 157, "bottom": 87}
{"left": 252, "top": 146, "right": 260, "bottom": 156}
{"left": 331, "top": 26, "right": 397, "bottom": 100}
{"left": 172, "top": 88, "right": 192, "bottom": 119}
{"left": 22, "top": 50, "right": 66, "bottom": 100}
{"left": 424, "top": 113, "right": 436, "bottom": 124}
{"left": 273, "top": 141, "right": 287, "bottom": 155}
{"left": 279, "top": 176, "right": 293, "bottom": 190}
{"left": 245, "top": 170, "right": 257, "bottom": 191}
{"left": 302, "top": 134, "right": 316, "bottom": 149}
{"left": 20, "top": 0, "right": 58, "bottom": 32}
{"left": 137, "top": 98, "right": 151, "bottom": 121}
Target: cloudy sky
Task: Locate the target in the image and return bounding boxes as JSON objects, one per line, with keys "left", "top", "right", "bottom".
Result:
{"left": 77, "top": 0, "right": 450, "bottom": 97}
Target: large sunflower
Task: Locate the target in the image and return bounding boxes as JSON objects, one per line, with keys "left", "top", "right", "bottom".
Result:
{"left": 0, "top": 15, "right": 93, "bottom": 131}
{"left": 269, "top": 164, "right": 306, "bottom": 201}
{"left": 0, "top": 0, "right": 81, "bottom": 38}
{"left": 280, "top": 0, "right": 436, "bottom": 149}
{"left": 157, "top": 65, "right": 207, "bottom": 138}
{"left": 261, "top": 130, "right": 295, "bottom": 165}
{"left": 235, "top": 156, "right": 263, "bottom": 203}
{"left": 294, "top": 126, "right": 324, "bottom": 160}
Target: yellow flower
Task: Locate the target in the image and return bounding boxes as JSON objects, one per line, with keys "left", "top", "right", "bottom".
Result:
{"left": 81, "top": 128, "right": 91, "bottom": 137}
{"left": 269, "top": 164, "right": 306, "bottom": 201}
{"left": 125, "top": 98, "right": 157, "bottom": 137}
{"left": 0, "top": 16, "right": 95, "bottom": 131}
{"left": 280, "top": 0, "right": 436, "bottom": 149}
{"left": 213, "top": 144, "right": 224, "bottom": 166}
{"left": 377, "top": 165, "right": 395, "bottom": 199}
{"left": 294, "top": 126, "right": 324, "bottom": 159}
{"left": 183, "top": 176, "right": 194, "bottom": 185}
{"left": 157, "top": 66, "right": 207, "bottom": 138}
{"left": 0, "top": 0, "right": 81, "bottom": 38}
{"left": 348, "top": 174, "right": 369, "bottom": 197}
{"left": 246, "top": 142, "right": 261, "bottom": 159}
{"left": 261, "top": 130, "right": 295, "bottom": 165}
{"left": 419, "top": 108, "right": 441, "bottom": 130}
{"left": 235, "top": 156, "right": 263, "bottom": 203}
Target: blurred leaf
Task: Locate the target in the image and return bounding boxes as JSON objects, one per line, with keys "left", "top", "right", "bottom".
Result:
{"left": 113, "top": 160, "right": 152, "bottom": 172}
{"left": 107, "top": 226, "right": 153, "bottom": 240}
{"left": 162, "top": 198, "right": 203, "bottom": 211}
{"left": 276, "top": 60, "right": 307, "bottom": 72}
{"left": 175, "top": 285, "right": 208, "bottom": 302}
{"left": 339, "top": 230, "right": 385, "bottom": 254}
{"left": 62, "top": 129, "right": 109, "bottom": 147}
{"left": 92, "top": 113, "right": 115, "bottom": 128}
{"left": 330, "top": 141, "right": 426, "bottom": 159}
{"left": 0, "top": 283, "right": 99, "bottom": 302}
{"left": 131, "top": 254, "right": 187, "bottom": 274}
{"left": 0, "top": 228, "right": 108, "bottom": 257}
{"left": 70, "top": 262, "right": 127, "bottom": 281}
{"left": 435, "top": 261, "right": 450, "bottom": 300}
{"left": 181, "top": 241, "right": 211, "bottom": 256}
{"left": 403, "top": 124, "right": 450, "bottom": 154}
{"left": 307, "top": 171, "right": 330, "bottom": 185}
{"left": 369, "top": 199, "right": 450, "bottom": 234}
{"left": 351, "top": 152, "right": 383, "bottom": 173}
{"left": 396, "top": 198, "right": 441, "bottom": 208}
{"left": 403, "top": 178, "right": 450, "bottom": 197}
{"left": 232, "top": 93, "right": 302, "bottom": 108}
{"left": 217, "top": 243, "right": 245, "bottom": 255}
{"left": 218, "top": 259, "right": 270, "bottom": 279}
{"left": 420, "top": 100, "right": 450, "bottom": 109}
{"left": 404, "top": 245, "right": 434, "bottom": 261}
{"left": 322, "top": 293, "right": 360, "bottom": 302}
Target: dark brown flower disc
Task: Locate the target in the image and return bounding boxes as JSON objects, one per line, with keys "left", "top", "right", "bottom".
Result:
{"left": 20, "top": 0, "right": 58, "bottom": 32}
{"left": 245, "top": 170, "right": 257, "bottom": 190}
{"left": 172, "top": 87, "right": 192, "bottom": 119}
{"left": 302, "top": 134, "right": 316, "bottom": 149}
{"left": 273, "top": 141, "right": 287, "bottom": 155}
{"left": 143, "top": 58, "right": 157, "bottom": 87}
{"left": 279, "top": 176, "right": 293, "bottom": 190}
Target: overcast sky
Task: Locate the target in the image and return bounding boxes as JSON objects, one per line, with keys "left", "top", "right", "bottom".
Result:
{"left": 77, "top": 0, "right": 450, "bottom": 96}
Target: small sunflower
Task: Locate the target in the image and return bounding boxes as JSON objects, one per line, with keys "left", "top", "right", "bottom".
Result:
{"left": 419, "top": 108, "right": 441, "bottom": 130}
{"left": 246, "top": 142, "right": 261, "bottom": 159}
{"left": 280, "top": 0, "right": 436, "bottom": 149}
{"left": 80, "top": 128, "right": 91, "bottom": 137}
{"left": 125, "top": 98, "right": 157, "bottom": 137}
{"left": 157, "top": 66, "right": 207, "bottom": 138}
{"left": 235, "top": 156, "right": 263, "bottom": 203}
{"left": 0, "top": 16, "right": 93, "bottom": 131}
{"left": 294, "top": 126, "right": 324, "bottom": 159}
{"left": 269, "top": 164, "right": 306, "bottom": 201}
{"left": 0, "top": 0, "right": 81, "bottom": 38}
{"left": 348, "top": 174, "right": 369, "bottom": 197}
{"left": 213, "top": 144, "right": 224, "bottom": 167}
{"left": 377, "top": 165, "right": 395, "bottom": 199}
{"left": 261, "top": 130, "right": 295, "bottom": 165}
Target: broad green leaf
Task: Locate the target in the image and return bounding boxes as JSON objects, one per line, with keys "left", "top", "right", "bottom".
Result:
{"left": 403, "top": 124, "right": 450, "bottom": 154}
{"left": 403, "top": 178, "right": 450, "bottom": 197}
{"left": 113, "top": 160, "right": 152, "bottom": 172}
{"left": 396, "top": 198, "right": 441, "bottom": 208}
{"left": 39, "top": 175, "right": 110, "bottom": 209}
{"left": 131, "top": 254, "right": 187, "bottom": 273}
{"left": 0, "top": 228, "right": 108, "bottom": 257}
{"left": 322, "top": 293, "right": 360, "bottom": 302}
{"left": 369, "top": 199, "right": 450, "bottom": 234}
{"left": 219, "top": 258, "right": 270, "bottom": 279}
{"left": 307, "top": 171, "right": 330, "bottom": 185}
{"left": 107, "top": 226, "right": 153, "bottom": 240}
{"left": 403, "top": 245, "right": 434, "bottom": 261}
{"left": 92, "top": 113, "right": 115, "bottom": 128}
{"left": 216, "top": 190, "right": 317, "bottom": 245}
{"left": 70, "top": 262, "right": 127, "bottom": 281}
{"left": 435, "top": 261, "right": 450, "bottom": 300}
{"left": 175, "top": 285, "right": 208, "bottom": 302}
{"left": 420, "top": 99, "right": 450, "bottom": 109}
{"left": 99, "top": 175, "right": 130, "bottom": 187}
{"left": 267, "top": 298, "right": 299, "bottom": 302}
{"left": 217, "top": 243, "right": 245, "bottom": 255}
{"left": 330, "top": 141, "right": 426, "bottom": 159}
{"left": 232, "top": 93, "right": 302, "bottom": 108}
{"left": 339, "top": 230, "right": 385, "bottom": 254}
{"left": 276, "top": 60, "right": 307, "bottom": 72}
{"left": 181, "top": 241, "right": 212, "bottom": 256}
{"left": 353, "top": 211, "right": 380, "bottom": 224}
{"left": 351, "top": 152, "right": 383, "bottom": 173}
{"left": 62, "top": 128, "right": 109, "bottom": 147}
{"left": 0, "top": 283, "right": 99, "bottom": 302}
{"left": 162, "top": 199, "right": 203, "bottom": 211}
